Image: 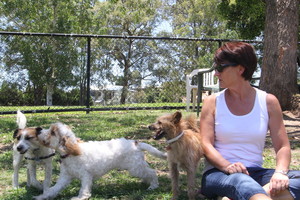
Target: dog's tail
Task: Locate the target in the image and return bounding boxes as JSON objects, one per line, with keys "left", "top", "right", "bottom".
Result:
{"left": 16, "top": 110, "right": 27, "bottom": 129}
{"left": 136, "top": 141, "right": 167, "bottom": 160}
{"left": 185, "top": 114, "right": 199, "bottom": 132}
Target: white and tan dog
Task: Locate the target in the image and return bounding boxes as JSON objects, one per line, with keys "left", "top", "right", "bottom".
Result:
{"left": 34, "top": 122, "right": 167, "bottom": 200}
{"left": 12, "top": 110, "right": 54, "bottom": 191}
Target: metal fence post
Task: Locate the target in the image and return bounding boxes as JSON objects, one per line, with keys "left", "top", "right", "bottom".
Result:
{"left": 197, "top": 72, "right": 203, "bottom": 117}
{"left": 86, "top": 37, "right": 91, "bottom": 114}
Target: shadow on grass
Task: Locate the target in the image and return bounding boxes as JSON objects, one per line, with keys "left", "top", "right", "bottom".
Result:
{"left": 3, "top": 174, "right": 173, "bottom": 200}
{"left": 1, "top": 186, "right": 42, "bottom": 200}
{"left": 90, "top": 174, "right": 173, "bottom": 200}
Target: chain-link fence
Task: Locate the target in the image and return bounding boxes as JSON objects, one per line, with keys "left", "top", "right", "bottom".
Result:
{"left": 0, "top": 31, "right": 264, "bottom": 115}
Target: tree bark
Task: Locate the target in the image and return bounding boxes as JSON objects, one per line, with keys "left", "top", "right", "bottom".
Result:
{"left": 261, "top": 0, "right": 299, "bottom": 110}
{"left": 34, "top": 84, "right": 44, "bottom": 106}
{"left": 46, "top": 84, "right": 54, "bottom": 106}
{"left": 120, "top": 65, "right": 129, "bottom": 104}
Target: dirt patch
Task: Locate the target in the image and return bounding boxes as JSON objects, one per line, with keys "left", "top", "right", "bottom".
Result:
{"left": 290, "top": 94, "right": 300, "bottom": 117}
{"left": 282, "top": 111, "right": 300, "bottom": 165}
{"left": 283, "top": 111, "right": 300, "bottom": 138}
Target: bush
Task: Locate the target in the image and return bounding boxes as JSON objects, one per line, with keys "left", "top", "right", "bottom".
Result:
{"left": 0, "top": 82, "right": 25, "bottom": 106}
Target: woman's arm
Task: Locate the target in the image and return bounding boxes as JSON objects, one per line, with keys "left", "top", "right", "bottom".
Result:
{"left": 267, "top": 93, "right": 291, "bottom": 195}
{"left": 267, "top": 94, "right": 291, "bottom": 171}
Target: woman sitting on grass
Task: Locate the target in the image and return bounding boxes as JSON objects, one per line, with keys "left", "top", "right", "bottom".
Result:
{"left": 200, "top": 42, "right": 300, "bottom": 200}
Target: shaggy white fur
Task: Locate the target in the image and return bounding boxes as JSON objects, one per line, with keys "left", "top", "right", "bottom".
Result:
{"left": 34, "top": 122, "right": 166, "bottom": 200}
{"left": 13, "top": 110, "right": 54, "bottom": 191}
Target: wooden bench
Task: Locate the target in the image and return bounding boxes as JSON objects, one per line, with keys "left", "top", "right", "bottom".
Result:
{"left": 186, "top": 67, "right": 219, "bottom": 115}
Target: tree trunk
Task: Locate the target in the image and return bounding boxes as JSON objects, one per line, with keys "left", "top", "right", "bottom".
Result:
{"left": 34, "top": 84, "right": 44, "bottom": 106}
{"left": 120, "top": 40, "right": 132, "bottom": 105}
{"left": 80, "top": 79, "right": 86, "bottom": 106}
{"left": 121, "top": 65, "right": 129, "bottom": 104}
{"left": 46, "top": 84, "right": 54, "bottom": 106}
{"left": 260, "top": 0, "right": 299, "bottom": 110}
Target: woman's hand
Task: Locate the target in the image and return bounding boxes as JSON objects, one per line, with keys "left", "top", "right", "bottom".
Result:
{"left": 224, "top": 162, "right": 249, "bottom": 175}
{"left": 269, "top": 172, "right": 289, "bottom": 196}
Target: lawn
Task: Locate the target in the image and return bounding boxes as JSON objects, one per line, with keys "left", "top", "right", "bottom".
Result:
{"left": 0, "top": 110, "right": 299, "bottom": 200}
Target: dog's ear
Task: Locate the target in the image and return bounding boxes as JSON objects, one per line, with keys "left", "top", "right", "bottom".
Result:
{"left": 61, "top": 136, "right": 67, "bottom": 146}
{"left": 13, "top": 129, "right": 19, "bottom": 139}
{"left": 64, "top": 136, "right": 81, "bottom": 156}
{"left": 50, "top": 126, "right": 57, "bottom": 136}
{"left": 172, "top": 111, "right": 182, "bottom": 124}
{"left": 36, "top": 127, "right": 43, "bottom": 135}
{"left": 51, "top": 130, "right": 56, "bottom": 136}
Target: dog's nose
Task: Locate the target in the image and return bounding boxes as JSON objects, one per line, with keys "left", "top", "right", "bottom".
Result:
{"left": 17, "top": 145, "right": 23, "bottom": 152}
{"left": 148, "top": 125, "right": 153, "bottom": 130}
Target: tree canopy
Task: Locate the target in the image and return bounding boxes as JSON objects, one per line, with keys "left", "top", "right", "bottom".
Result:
{"left": 0, "top": 0, "right": 298, "bottom": 108}
{"left": 0, "top": 0, "right": 95, "bottom": 105}
{"left": 217, "top": 0, "right": 265, "bottom": 39}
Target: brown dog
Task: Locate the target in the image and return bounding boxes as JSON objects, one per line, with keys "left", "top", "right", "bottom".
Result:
{"left": 148, "top": 111, "right": 203, "bottom": 200}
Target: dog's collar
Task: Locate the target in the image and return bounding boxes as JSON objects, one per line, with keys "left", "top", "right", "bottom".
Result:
{"left": 60, "top": 154, "right": 69, "bottom": 159}
{"left": 25, "top": 153, "right": 56, "bottom": 161}
{"left": 166, "top": 131, "right": 184, "bottom": 144}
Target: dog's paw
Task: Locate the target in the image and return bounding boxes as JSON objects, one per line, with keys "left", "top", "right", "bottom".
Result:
{"left": 12, "top": 185, "right": 19, "bottom": 189}
{"left": 30, "top": 181, "right": 43, "bottom": 190}
{"left": 162, "top": 152, "right": 168, "bottom": 159}
{"left": 147, "top": 184, "right": 159, "bottom": 190}
{"left": 70, "top": 197, "right": 89, "bottom": 200}
{"left": 33, "top": 195, "right": 48, "bottom": 200}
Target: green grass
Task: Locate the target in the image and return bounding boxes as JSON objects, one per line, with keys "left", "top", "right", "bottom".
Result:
{"left": 0, "top": 110, "right": 193, "bottom": 199}
{"left": 0, "top": 110, "right": 299, "bottom": 199}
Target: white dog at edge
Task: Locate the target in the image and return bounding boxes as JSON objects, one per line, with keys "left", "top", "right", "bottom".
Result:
{"left": 34, "top": 122, "right": 167, "bottom": 200}
{"left": 13, "top": 110, "right": 54, "bottom": 191}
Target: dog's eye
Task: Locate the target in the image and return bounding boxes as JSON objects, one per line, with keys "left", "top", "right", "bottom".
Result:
{"left": 158, "top": 121, "right": 162, "bottom": 125}
{"left": 25, "top": 136, "right": 33, "bottom": 140}
{"left": 40, "top": 139, "right": 50, "bottom": 146}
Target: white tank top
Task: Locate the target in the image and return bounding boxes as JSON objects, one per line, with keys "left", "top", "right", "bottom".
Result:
{"left": 204, "top": 88, "right": 269, "bottom": 172}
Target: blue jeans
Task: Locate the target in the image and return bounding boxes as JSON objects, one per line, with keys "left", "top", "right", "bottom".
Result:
{"left": 201, "top": 167, "right": 300, "bottom": 200}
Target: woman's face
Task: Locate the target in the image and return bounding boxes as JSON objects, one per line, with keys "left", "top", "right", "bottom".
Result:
{"left": 214, "top": 64, "right": 244, "bottom": 88}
